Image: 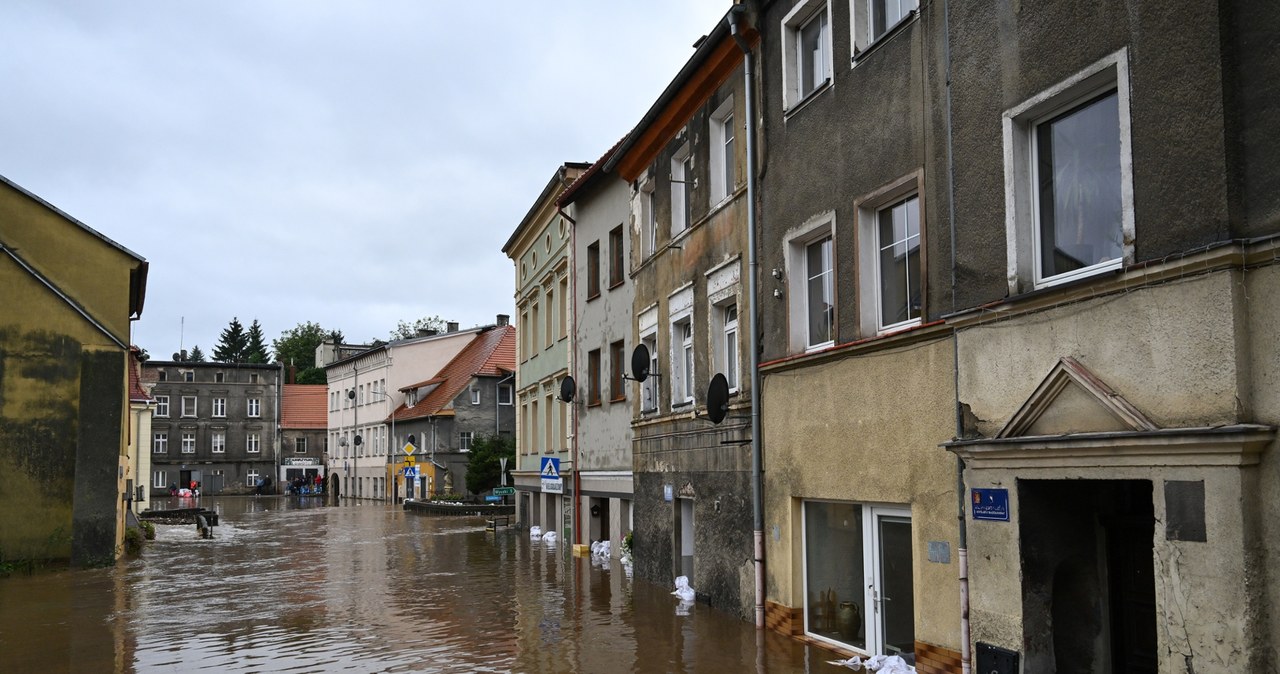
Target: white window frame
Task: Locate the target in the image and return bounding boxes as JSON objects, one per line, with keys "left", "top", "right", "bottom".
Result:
{"left": 212, "top": 432, "right": 226, "bottom": 454}
{"left": 640, "top": 176, "right": 658, "bottom": 259}
{"left": 673, "top": 318, "right": 695, "bottom": 406}
{"left": 181, "top": 432, "right": 196, "bottom": 454}
{"left": 722, "top": 303, "right": 739, "bottom": 392}
{"left": 183, "top": 370, "right": 194, "bottom": 383}
{"left": 856, "top": 175, "right": 924, "bottom": 336}
{"left": 671, "top": 143, "right": 692, "bottom": 235}
{"left": 152, "top": 432, "right": 168, "bottom": 454}
{"left": 710, "top": 97, "right": 737, "bottom": 206}
{"left": 296, "top": 437, "right": 307, "bottom": 454}
{"left": 246, "top": 432, "right": 260, "bottom": 454}
{"left": 1004, "top": 48, "right": 1133, "bottom": 294}
{"left": 155, "top": 395, "right": 169, "bottom": 418}
{"left": 640, "top": 330, "right": 659, "bottom": 414}
{"left": 784, "top": 212, "right": 837, "bottom": 353}
{"left": 498, "top": 385, "right": 513, "bottom": 406}
{"left": 471, "top": 387, "right": 481, "bottom": 405}
{"left": 181, "top": 396, "right": 197, "bottom": 418}
{"left": 460, "top": 431, "right": 473, "bottom": 452}
{"left": 706, "top": 258, "right": 742, "bottom": 394}
{"left": 801, "top": 501, "right": 915, "bottom": 659}
{"left": 153, "top": 471, "right": 167, "bottom": 489}
{"left": 246, "top": 470, "right": 260, "bottom": 488}
{"left": 781, "top": 0, "right": 832, "bottom": 111}
{"left": 851, "top": 0, "right": 919, "bottom": 58}
{"left": 212, "top": 397, "right": 226, "bottom": 418}
{"left": 247, "top": 397, "right": 261, "bottom": 418}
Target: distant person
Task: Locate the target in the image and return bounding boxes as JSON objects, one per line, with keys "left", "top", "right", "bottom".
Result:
{"left": 255, "top": 478, "right": 264, "bottom": 496}
{"left": 168, "top": 483, "right": 177, "bottom": 497}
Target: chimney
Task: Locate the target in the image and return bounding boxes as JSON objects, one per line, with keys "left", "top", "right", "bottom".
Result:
{"left": 416, "top": 328, "right": 438, "bottom": 337}
{"left": 496, "top": 314, "right": 510, "bottom": 327}
{"left": 447, "top": 321, "right": 459, "bottom": 333}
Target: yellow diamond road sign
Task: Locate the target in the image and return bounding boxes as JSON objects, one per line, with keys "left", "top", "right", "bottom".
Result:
{"left": 403, "top": 442, "right": 416, "bottom": 456}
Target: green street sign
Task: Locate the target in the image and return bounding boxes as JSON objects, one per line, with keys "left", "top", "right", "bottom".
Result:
{"left": 493, "top": 486, "right": 515, "bottom": 496}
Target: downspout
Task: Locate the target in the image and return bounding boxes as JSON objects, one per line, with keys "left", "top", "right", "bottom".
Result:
{"left": 729, "top": 7, "right": 766, "bottom": 630}
{"left": 558, "top": 203, "right": 582, "bottom": 547}
{"left": 941, "top": 0, "right": 971, "bottom": 670}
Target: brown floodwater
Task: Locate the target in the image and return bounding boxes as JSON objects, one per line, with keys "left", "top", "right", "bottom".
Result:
{"left": 0, "top": 497, "right": 851, "bottom": 673}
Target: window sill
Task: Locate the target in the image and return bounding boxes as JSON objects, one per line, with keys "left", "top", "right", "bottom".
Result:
{"left": 608, "top": 279, "right": 625, "bottom": 291}
{"left": 587, "top": 401, "right": 602, "bottom": 409}
{"left": 852, "top": 10, "right": 918, "bottom": 66}
{"left": 587, "top": 292, "right": 601, "bottom": 302}
{"left": 783, "top": 78, "right": 832, "bottom": 120}
{"left": 610, "top": 395, "right": 626, "bottom": 404}
{"left": 672, "top": 400, "right": 694, "bottom": 410}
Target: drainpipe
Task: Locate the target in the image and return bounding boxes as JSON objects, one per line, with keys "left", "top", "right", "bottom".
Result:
{"left": 496, "top": 372, "right": 515, "bottom": 436}
{"left": 729, "top": 7, "right": 766, "bottom": 630}
{"left": 559, "top": 197, "right": 581, "bottom": 547}
{"left": 941, "top": 0, "right": 971, "bottom": 670}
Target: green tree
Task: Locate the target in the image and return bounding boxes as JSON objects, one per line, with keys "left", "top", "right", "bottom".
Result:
{"left": 212, "top": 317, "right": 248, "bottom": 363}
{"left": 465, "top": 434, "right": 515, "bottom": 495}
{"left": 187, "top": 345, "right": 206, "bottom": 362}
{"left": 273, "top": 321, "right": 342, "bottom": 385}
{"left": 245, "top": 319, "right": 270, "bottom": 363}
{"left": 389, "top": 315, "right": 446, "bottom": 341}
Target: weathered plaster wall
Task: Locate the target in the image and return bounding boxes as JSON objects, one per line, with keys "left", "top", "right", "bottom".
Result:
{"left": 958, "top": 272, "right": 1243, "bottom": 435}
{"left": 1244, "top": 263, "right": 1280, "bottom": 670}
{"left": 761, "top": 336, "right": 959, "bottom": 648}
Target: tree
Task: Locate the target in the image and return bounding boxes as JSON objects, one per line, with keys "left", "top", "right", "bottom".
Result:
{"left": 213, "top": 317, "right": 248, "bottom": 363}
{"left": 245, "top": 319, "right": 270, "bottom": 363}
{"left": 465, "top": 434, "right": 515, "bottom": 495}
{"left": 187, "top": 345, "right": 206, "bottom": 362}
{"left": 273, "top": 321, "right": 341, "bottom": 385}
{"left": 389, "top": 315, "right": 446, "bottom": 341}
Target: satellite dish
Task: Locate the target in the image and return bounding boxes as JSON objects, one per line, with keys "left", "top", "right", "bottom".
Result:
{"left": 407, "top": 434, "right": 416, "bottom": 446}
{"left": 706, "top": 373, "right": 729, "bottom": 424}
{"left": 339, "top": 437, "right": 348, "bottom": 447}
{"left": 347, "top": 389, "right": 356, "bottom": 400}
{"left": 559, "top": 376, "right": 576, "bottom": 403}
{"left": 631, "top": 344, "right": 650, "bottom": 382}
{"left": 354, "top": 434, "right": 363, "bottom": 446}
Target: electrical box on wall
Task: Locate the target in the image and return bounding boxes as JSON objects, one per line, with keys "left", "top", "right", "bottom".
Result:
{"left": 976, "top": 642, "right": 1019, "bottom": 674}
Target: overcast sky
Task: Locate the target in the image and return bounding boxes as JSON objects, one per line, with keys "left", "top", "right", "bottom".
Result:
{"left": 1, "top": 1, "right": 730, "bottom": 358}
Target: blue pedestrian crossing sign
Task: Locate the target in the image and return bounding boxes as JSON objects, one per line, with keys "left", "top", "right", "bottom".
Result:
{"left": 541, "top": 457, "right": 563, "bottom": 494}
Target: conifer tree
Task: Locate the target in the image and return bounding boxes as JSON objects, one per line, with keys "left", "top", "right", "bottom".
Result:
{"left": 188, "top": 345, "right": 206, "bottom": 362}
{"left": 245, "top": 319, "right": 270, "bottom": 363}
{"left": 213, "top": 317, "right": 249, "bottom": 363}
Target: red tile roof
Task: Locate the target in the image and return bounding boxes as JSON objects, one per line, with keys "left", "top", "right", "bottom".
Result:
{"left": 128, "top": 347, "right": 151, "bottom": 403}
{"left": 389, "top": 325, "right": 516, "bottom": 423}
{"left": 282, "top": 384, "right": 328, "bottom": 429}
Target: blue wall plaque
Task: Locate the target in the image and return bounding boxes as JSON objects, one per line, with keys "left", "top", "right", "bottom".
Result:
{"left": 972, "top": 488, "right": 1010, "bottom": 522}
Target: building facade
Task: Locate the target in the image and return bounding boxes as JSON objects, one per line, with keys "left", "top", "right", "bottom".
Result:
{"left": 144, "top": 361, "right": 283, "bottom": 495}
{"left": 603, "top": 20, "right": 756, "bottom": 620}
{"left": 280, "top": 384, "right": 327, "bottom": 488}
{"left": 503, "top": 163, "right": 588, "bottom": 538}
{"left": 0, "top": 174, "right": 148, "bottom": 565}
{"left": 560, "top": 145, "right": 636, "bottom": 559}
{"left": 325, "top": 328, "right": 476, "bottom": 503}
{"left": 752, "top": 0, "right": 961, "bottom": 667}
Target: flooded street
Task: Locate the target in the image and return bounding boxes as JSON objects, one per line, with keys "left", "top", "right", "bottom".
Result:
{"left": 1, "top": 497, "right": 848, "bottom": 673}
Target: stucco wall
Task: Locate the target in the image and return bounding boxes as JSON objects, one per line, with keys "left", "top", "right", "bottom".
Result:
{"left": 762, "top": 336, "right": 959, "bottom": 649}
{"left": 1244, "top": 263, "right": 1280, "bottom": 668}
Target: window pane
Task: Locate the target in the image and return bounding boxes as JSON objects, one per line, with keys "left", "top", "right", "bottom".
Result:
{"left": 878, "top": 516, "right": 916, "bottom": 663}
{"left": 806, "top": 237, "right": 834, "bottom": 346}
{"left": 1037, "top": 91, "right": 1122, "bottom": 279}
{"left": 800, "top": 11, "right": 827, "bottom": 95}
{"left": 877, "top": 196, "right": 921, "bottom": 328}
{"left": 804, "top": 502, "right": 866, "bottom": 650}
{"left": 722, "top": 113, "right": 736, "bottom": 192}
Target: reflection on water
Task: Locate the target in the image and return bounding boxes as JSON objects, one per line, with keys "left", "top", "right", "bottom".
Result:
{"left": 0, "top": 497, "right": 846, "bottom": 673}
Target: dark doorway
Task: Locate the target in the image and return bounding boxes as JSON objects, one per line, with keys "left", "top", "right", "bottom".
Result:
{"left": 1019, "top": 479, "right": 1157, "bottom": 673}
{"left": 329, "top": 472, "right": 340, "bottom": 503}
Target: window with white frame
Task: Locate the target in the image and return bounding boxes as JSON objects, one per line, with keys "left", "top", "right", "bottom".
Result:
{"left": 781, "top": 0, "right": 831, "bottom": 110}
{"left": 671, "top": 144, "right": 692, "bottom": 234}
{"left": 785, "top": 214, "right": 837, "bottom": 353}
{"left": 181, "top": 432, "right": 195, "bottom": 454}
{"left": 246, "top": 470, "right": 260, "bottom": 488}
{"left": 296, "top": 437, "right": 307, "bottom": 453}
{"left": 672, "top": 318, "right": 694, "bottom": 406}
{"left": 460, "top": 431, "right": 473, "bottom": 451}
{"left": 212, "top": 432, "right": 225, "bottom": 454}
{"left": 158, "top": 370, "right": 168, "bottom": 382}
{"left": 153, "top": 471, "right": 167, "bottom": 488}
{"left": 721, "top": 304, "right": 740, "bottom": 391}
{"left": 1005, "top": 49, "right": 1131, "bottom": 293}
{"left": 155, "top": 395, "right": 169, "bottom": 417}
{"left": 710, "top": 98, "right": 736, "bottom": 204}
{"left": 471, "top": 387, "right": 481, "bottom": 405}
{"left": 247, "top": 398, "right": 261, "bottom": 417}
{"left": 852, "top": 0, "right": 918, "bottom": 55}
{"left": 246, "top": 433, "right": 260, "bottom": 453}
{"left": 642, "top": 180, "right": 658, "bottom": 258}
{"left": 641, "top": 331, "right": 659, "bottom": 413}
{"left": 183, "top": 371, "right": 194, "bottom": 382}
{"left": 498, "top": 385, "right": 513, "bottom": 405}
{"left": 857, "top": 180, "right": 923, "bottom": 335}
{"left": 152, "top": 432, "right": 168, "bottom": 454}
{"left": 707, "top": 259, "right": 741, "bottom": 392}
{"left": 212, "top": 397, "right": 226, "bottom": 418}
{"left": 181, "top": 396, "right": 197, "bottom": 417}
{"left": 802, "top": 501, "right": 915, "bottom": 663}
